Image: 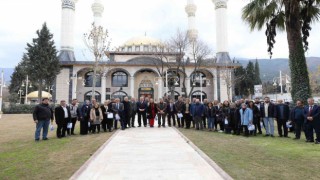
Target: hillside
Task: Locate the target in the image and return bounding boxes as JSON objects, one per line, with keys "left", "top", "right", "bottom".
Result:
{"left": 238, "top": 57, "right": 320, "bottom": 82}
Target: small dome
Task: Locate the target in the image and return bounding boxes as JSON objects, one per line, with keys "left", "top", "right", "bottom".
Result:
{"left": 123, "top": 36, "right": 162, "bottom": 47}
{"left": 27, "top": 91, "right": 52, "bottom": 99}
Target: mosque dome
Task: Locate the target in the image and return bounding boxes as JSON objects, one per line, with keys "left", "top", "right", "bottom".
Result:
{"left": 119, "top": 35, "right": 164, "bottom": 53}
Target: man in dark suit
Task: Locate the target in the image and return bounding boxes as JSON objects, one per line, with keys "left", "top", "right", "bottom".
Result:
{"left": 136, "top": 96, "right": 147, "bottom": 127}
{"left": 304, "top": 98, "right": 320, "bottom": 144}
{"left": 275, "top": 99, "right": 290, "bottom": 137}
{"left": 112, "top": 98, "right": 125, "bottom": 130}
{"left": 290, "top": 100, "right": 305, "bottom": 140}
{"left": 167, "top": 99, "right": 176, "bottom": 127}
{"left": 130, "top": 97, "right": 137, "bottom": 127}
{"left": 80, "top": 100, "right": 91, "bottom": 135}
{"left": 122, "top": 97, "right": 131, "bottom": 128}
{"left": 54, "top": 100, "right": 71, "bottom": 138}
{"left": 260, "top": 97, "right": 276, "bottom": 137}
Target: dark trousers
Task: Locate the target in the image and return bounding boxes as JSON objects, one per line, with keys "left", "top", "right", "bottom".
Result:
{"left": 194, "top": 116, "right": 203, "bottom": 130}
{"left": 138, "top": 111, "right": 147, "bottom": 126}
{"left": 80, "top": 118, "right": 89, "bottom": 135}
{"left": 91, "top": 124, "right": 100, "bottom": 133}
{"left": 167, "top": 112, "right": 176, "bottom": 126}
{"left": 294, "top": 120, "right": 304, "bottom": 139}
{"left": 121, "top": 118, "right": 126, "bottom": 129}
{"left": 157, "top": 113, "right": 166, "bottom": 126}
{"left": 101, "top": 119, "right": 107, "bottom": 132}
{"left": 217, "top": 120, "right": 225, "bottom": 131}
{"left": 131, "top": 113, "right": 136, "bottom": 127}
{"left": 124, "top": 115, "right": 130, "bottom": 128}
{"left": 176, "top": 116, "right": 184, "bottom": 127}
{"left": 306, "top": 121, "right": 320, "bottom": 142}
{"left": 56, "top": 119, "right": 68, "bottom": 138}
{"left": 114, "top": 119, "right": 119, "bottom": 129}
{"left": 106, "top": 118, "right": 113, "bottom": 131}
{"left": 277, "top": 119, "right": 288, "bottom": 137}
{"left": 184, "top": 113, "right": 192, "bottom": 128}
{"left": 71, "top": 117, "right": 77, "bottom": 134}
{"left": 202, "top": 116, "right": 206, "bottom": 128}
{"left": 256, "top": 119, "right": 262, "bottom": 133}
{"left": 242, "top": 125, "right": 249, "bottom": 136}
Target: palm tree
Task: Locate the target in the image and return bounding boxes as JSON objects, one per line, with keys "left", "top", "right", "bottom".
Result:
{"left": 242, "top": 0, "right": 320, "bottom": 102}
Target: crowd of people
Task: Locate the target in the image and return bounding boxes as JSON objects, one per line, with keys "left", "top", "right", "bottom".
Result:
{"left": 32, "top": 96, "right": 320, "bottom": 144}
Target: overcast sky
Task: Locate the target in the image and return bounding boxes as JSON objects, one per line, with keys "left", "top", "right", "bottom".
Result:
{"left": 0, "top": 0, "right": 319, "bottom": 68}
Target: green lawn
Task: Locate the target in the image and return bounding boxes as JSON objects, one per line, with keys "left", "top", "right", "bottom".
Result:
{"left": 0, "top": 114, "right": 114, "bottom": 180}
{"left": 179, "top": 128, "right": 320, "bottom": 180}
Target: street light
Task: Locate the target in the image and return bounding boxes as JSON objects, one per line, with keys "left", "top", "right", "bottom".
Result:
{"left": 191, "top": 72, "right": 210, "bottom": 102}
{"left": 21, "top": 75, "right": 32, "bottom": 104}
{"left": 0, "top": 70, "right": 6, "bottom": 114}
{"left": 273, "top": 82, "right": 277, "bottom": 101}
{"left": 18, "top": 89, "right": 23, "bottom": 104}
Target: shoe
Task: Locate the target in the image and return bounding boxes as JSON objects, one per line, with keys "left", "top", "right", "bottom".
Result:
{"left": 43, "top": 138, "right": 49, "bottom": 140}
{"left": 265, "top": 134, "right": 270, "bottom": 137}
{"left": 35, "top": 139, "right": 40, "bottom": 142}
{"left": 71, "top": 133, "right": 76, "bottom": 135}
{"left": 315, "top": 141, "right": 320, "bottom": 144}
{"left": 138, "top": 125, "right": 141, "bottom": 127}
{"left": 284, "top": 136, "right": 290, "bottom": 138}
{"left": 258, "top": 132, "right": 262, "bottom": 134}
{"left": 306, "top": 140, "right": 314, "bottom": 143}
{"left": 271, "top": 135, "right": 275, "bottom": 137}
{"left": 132, "top": 126, "right": 136, "bottom": 128}
{"left": 293, "top": 137, "right": 300, "bottom": 140}
{"left": 121, "top": 128, "right": 125, "bottom": 130}
{"left": 144, "top": 125, "right": 147, "bottom": 127}
{"left": 158, "top": 125, "right": 161, "bottom": 128}
{"left": 279, "top": 135, "right": 283, "bottom": 137}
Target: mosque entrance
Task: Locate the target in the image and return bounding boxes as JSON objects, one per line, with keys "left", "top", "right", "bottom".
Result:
{"left": 138, "top": 78, "right": 154, "bottom": 99}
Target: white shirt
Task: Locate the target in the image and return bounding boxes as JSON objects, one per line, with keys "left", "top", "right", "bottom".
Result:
{"left": 264, "top": 103, "right": 269, "bottom": 117}
{"left": 62, "top": 106, "right": 68, "bottom": 118}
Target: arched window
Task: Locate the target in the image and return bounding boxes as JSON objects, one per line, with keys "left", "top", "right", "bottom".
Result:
{"left": 190, "top": 72, "right": 206, "bottom": 87}
{"left": 165, "top": 91, "right": 180, "bottom": 101}
{"left": 191, "top": 91, "right": 207, "bottom": 101}
{"left": 84, "top": 91, "right": 101, "bottom": 102}
{"left": 112, "top": 91, "right": 128, "bottom": 101}
{"left": 164, "top": 71, "right": 180, "bottom": 87}
{"left": 112, "top": 71, "right": 128, "bottom": 87}
{"left": 84, "top": 71, "right": 101, "bottom": 87}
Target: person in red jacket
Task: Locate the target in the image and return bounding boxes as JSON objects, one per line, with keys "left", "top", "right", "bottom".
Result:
{"left": 147, "top": 98, "right": 158, "bottom": 128}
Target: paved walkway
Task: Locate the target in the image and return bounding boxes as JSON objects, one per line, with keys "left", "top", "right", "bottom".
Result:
{"left": 71, "top": 127, "right": 230, "bottom": 180}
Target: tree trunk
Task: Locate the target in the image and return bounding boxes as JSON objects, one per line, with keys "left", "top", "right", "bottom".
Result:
{"left": 38, "top": 80, "right": 42, "bottom": 104}
{"left": 284, "top": 0, "right": 311, "bottom": 103}
{"left": 92, "top": 59, "right": 98, "bottom": 101}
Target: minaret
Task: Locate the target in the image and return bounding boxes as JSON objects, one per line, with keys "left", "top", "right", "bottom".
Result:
{"left": 212, "top": 0, "right": 231, "bottom": 63}
{"left": 91, "top": 0, "right": 104, "bottom": 27}
{"left": 59, "top": 0, "right": 78, "bottom": 61}
{"left": 185, "top": 0, "right": 198, "bottom": 41}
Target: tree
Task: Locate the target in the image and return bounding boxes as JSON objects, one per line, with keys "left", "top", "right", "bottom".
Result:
{"left": 84, "top": 23, "right": 111, "bottom": 100}
{"left": 24, "top": 23, "right": 61, "bottom": 103}
{"left": 234, "top": 63, "right": 247, "bottom": 96}
{"left": 246, "top": 61, "right": 255, "bottom": 96}
{"left": 254, "top": 59, "right": 262, "bottom": 85}
{"left": 242, "top": 0, "right": 320, "bottom": 103}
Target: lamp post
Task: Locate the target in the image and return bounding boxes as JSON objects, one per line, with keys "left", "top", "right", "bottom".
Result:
{"left": 273, "top": 82, "right": 277, "bottom": 101}
{"left": 18, "top": 89, "right": 23, "bottom": 104}
{"left": 21, "top": 75, "right": 32, "bottom": 104}
{"left": 165, "top": 70, "right": 179, "bottom": 99}
{"left": 0, "top": 70, "right": 5, "bottom": 114}
{"left": 192, "top": 72, "right": 210, "bottom": 102}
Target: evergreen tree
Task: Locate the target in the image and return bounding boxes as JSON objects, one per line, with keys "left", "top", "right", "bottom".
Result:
{"left": 246, "top": 61, "right": 255, "bottom": 96}
{"left": 9, "top": 55, "right": 27, "bottom": 94}
{"left": 254, "top": 59, "right": 262, "bottom": 85}
{"left": 24, "top": 23, "right": 60, "bottom": 102}
{"left": 234, "top": 62, "right": 246, "bottom": 96}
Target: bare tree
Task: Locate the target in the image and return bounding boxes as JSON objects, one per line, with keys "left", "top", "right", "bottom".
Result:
{"left": 151, "top": 29, "right": 212, "bottom": 99}
{"left": 84, "top": 23, "right": 111, "bottom": 100}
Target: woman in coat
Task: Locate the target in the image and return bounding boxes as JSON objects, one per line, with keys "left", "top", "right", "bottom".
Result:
{"left": 248, "top": 101, "right": 260, "bottom": 136}
{"left": 101, "top": 100, "right": 114, "bottom": 132}
{"left": 239, "top": 103, "right": 253, "bottom": 137}
{"left": 182, "top": 98, "right": 192, "bottom": 129}
{"left": 206, "top": 102, "right": 217, "bottom": 131}
{"left": 90, "top": 103, "right": 103, "bottom": 133}
{"left": 218, "top": 100, "right": 231, "bottom": 133}
{"left": 147, "top": 98, "right": 158, "bottom": 128}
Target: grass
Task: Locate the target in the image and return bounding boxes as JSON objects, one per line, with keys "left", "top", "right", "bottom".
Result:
{"left": 0, "top": 114, "right": 114, "bottom": 180}
{"left": 178, "top": 127, "right": 320, "bottom": 180}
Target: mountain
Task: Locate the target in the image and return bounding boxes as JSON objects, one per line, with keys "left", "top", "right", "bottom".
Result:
{"left": 237, "top": 57, "right": 320, "bottom": 82}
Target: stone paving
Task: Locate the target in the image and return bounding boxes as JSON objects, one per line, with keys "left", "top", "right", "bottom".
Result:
{"left": 70, "top": 126, "right": 229, "bottom": 180}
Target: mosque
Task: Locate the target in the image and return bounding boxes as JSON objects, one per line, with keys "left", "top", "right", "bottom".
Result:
{"left": 54, "top": 0, "right": 239, "bottom": 103}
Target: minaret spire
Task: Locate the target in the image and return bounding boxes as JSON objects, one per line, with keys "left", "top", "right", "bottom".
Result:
{"left": 92, "top": 0, "right": 104, "bottom": 27}
{"left": 212, "top": 0, "right": 231, "bottom": 63}
{"left": 59, "top": 0, "right": 78, "bottom": 61}
{"left": 185, "top": 0, "right": 198, "bottom": 41}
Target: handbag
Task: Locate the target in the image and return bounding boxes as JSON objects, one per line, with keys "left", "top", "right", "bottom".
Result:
{"left": 67, "top": 123, "right": 72, "bottom": 129}
{"left": 248, "top": 124, "right": 255, "bottom": 131}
